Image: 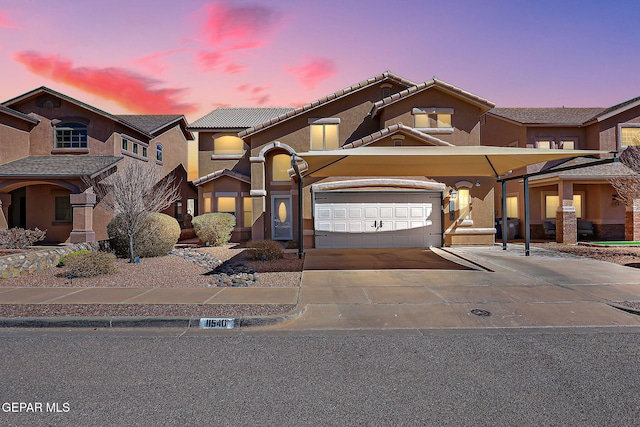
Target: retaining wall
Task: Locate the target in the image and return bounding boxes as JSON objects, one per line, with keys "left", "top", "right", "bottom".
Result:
{"left": 0, "top": 242, "right": 99, "bottom": 279}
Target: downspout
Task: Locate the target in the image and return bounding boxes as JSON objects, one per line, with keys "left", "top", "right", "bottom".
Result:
{"left": 524, "top": 176, "right": 530, "bottom": 256}
{"left": 291, "top": 154, "right": 304, "bottom": 259}
{"left": 501, "top": 179, "right": 507, "bottom": 250}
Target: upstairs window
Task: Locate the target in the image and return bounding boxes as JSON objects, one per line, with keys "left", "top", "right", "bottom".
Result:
{"left": 412, "top": 108, "right": 453, "bottom": 131}
{"left": 156, "top": 144, "right": 163, "bottom": 162}
{"left": 621, "top": 126, "right": 640, "bottom": 148}
{"left": 55, "top": 122, "right": 87, "bottom": 148}
{"left": 213, "top": 136, "right": 244, "bottom": 155}
{"left": 309, "top": 118, "right": 340, "bottom": 150}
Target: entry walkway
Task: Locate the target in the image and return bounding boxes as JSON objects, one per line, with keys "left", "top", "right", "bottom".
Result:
{"left": 269, "top": 245, "right": 640, "bottom": 330}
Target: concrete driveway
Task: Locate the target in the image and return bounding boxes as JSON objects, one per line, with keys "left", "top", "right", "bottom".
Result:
{"left": 271, "top": 245, "right": 640, "bottom": 330}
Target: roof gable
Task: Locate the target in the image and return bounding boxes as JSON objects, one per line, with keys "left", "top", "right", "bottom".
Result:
{"left": 117, "top": 114, "right": 194, "bottom": 140}
{"left": 0, "top": 105, "right": 40, "bottom": 125}
{"left": 192, "top": 168, "right": 251, "bottom": 186}
{"left": 238, "top": 71, "right": 416, "bottom": 138}
{"left": 341, "top": 123, "right": 454, "bottom": 149}
{"left": 591, "top": 95, "right": 640, "bottom": 123}
{"left": 2, "top": 86, "right": 153, "bottom": 138}
{"left": 371, "top": 78, "right": 495, "bottom": 117}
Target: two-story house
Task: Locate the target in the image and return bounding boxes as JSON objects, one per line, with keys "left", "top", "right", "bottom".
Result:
{"left": 0, "top": 87, "right": 195, "bottom": 243}
{"left": 483, "top": 98, "right": 640, "bottom": 243}
{"left": 191, "top": 72, "right": 500, "bottom": 249}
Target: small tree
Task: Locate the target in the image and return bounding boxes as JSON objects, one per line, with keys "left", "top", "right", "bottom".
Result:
{"left": 88, "top": 161, "right": 181, "bottom": 262}
{"left": 609, "top": 147, "right": 640, "bottom": 207}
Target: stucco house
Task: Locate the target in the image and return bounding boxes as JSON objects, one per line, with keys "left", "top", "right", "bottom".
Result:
{"left": 0, "top": 87, "right": 196, "bottom": 243}
{"left": 483, "top": 98, "right": 640, "bottom": 243}
{"left": 190, "top": 72, "right": 507, "bottom": 249}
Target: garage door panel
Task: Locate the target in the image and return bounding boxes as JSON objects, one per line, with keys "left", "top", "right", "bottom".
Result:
{"left": 314, "top": 191, "right": 442, "bottom": 248}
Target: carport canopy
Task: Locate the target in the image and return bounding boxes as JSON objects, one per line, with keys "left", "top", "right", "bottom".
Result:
{"left": 295, "top": 146, "right": 610, "bottom": 178}
{"left": 290, "top": 146, "right": 613, "bottom": 257}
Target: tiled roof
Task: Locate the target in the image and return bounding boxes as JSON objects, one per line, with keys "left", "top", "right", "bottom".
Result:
{"left": 0, "top": 105, "right": 40, "bottom": 124}
{"left": 192, "top": 168, "right": 251, "bottom": 186}
{"left": 238, "top": 71, "right": 417, "bottom": 137}
{"left": 341, "top": 123, "right": 454, "bottom": 149}
{"left": 2, "top": 87, "right": 153, "bottom": 137}
{"left": 371, "top": 78, "right": 495, "bottom": 116}
{"left": 489, "top": 108, "right": 606, "bottom": 125}
{"left": 188, "top": 108, "right": 294, "bottom": 130}
{"left": 116, "top": 115, "right": 185, "bottom": 133}
{"left": 531, "top": 157, "right": 635, "bottom": 181}
{"left": 0, "top": 156, "right": 122, "bottom": 178}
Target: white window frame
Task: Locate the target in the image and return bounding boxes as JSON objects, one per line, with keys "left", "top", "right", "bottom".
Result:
{"left": 55, "top": 122, "right": 88, "bottom": 149}
{"left": 309, "top": 118, "right": 340, "bottom": 151}
{"left": 412, "top": 108, "right": 454, "bottom": 134}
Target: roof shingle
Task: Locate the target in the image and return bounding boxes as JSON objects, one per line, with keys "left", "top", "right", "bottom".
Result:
{"left": 188, "top": 108, "right": 294, "bottom": 130}
{"left": 0, "top": 156, "right": 122, "bottom": 178}
{"left": 489, "top": 108, "right": 606, "bottom": 125}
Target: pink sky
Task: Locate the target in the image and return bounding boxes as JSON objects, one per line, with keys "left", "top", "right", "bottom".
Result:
{"left": 0, "top": 0, "right": 638, "bottom": 122}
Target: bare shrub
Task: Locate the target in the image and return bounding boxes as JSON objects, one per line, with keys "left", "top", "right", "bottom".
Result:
{"left": 192, "top": 213, "right": 236, "bottom": 246}
{"left": 610, "top": 147, "right": 640, "bottom": 207}
{"left": 108, "top": 212, "right": 180, "bottom": 258}
{"left": 0, "top": 227, "right": 46, "bottom": 249}
{"left": 64, "top": 251, "right": 117, "bottom": 277}
{"left": 246, "top": 240, "right": 283, "bottom": 261}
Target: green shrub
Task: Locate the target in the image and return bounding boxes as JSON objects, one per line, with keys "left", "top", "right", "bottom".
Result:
{"left": 57, "top": 250, "right": 90, "bottom": 267}
{"left": 192, "top": 213, "right": 236, "bottom": 246}
{"left": 0, "top": 227, "right": 46, "bottom": 249}
{"left": 107, "top": 212, "right": 180, "bottom": 258}
{"left": 64, "top": 251, "right": 116, "bottom": 277}
{"left": 246, "top": 240, "right": 283, "bottom": 261}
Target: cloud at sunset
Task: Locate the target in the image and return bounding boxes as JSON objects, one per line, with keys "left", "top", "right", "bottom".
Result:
{"left": 236, "top": 83, "right": 271, "bottom": 105}
{"left": 196, "top": 1, "right": 283, "bottom": 74}
{"left": 285, "top": 57, "right": 337, "bottom": 90}
{"left": 14, "top": 51, "right": 197, "bottom": 114}
{"left": 133, "top": 49, "right": 191, "bottom": 74}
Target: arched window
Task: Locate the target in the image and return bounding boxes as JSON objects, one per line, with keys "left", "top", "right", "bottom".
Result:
{"left": 55, "top": 122, "right": 87, "bottom": 148}
{"left": 272, "top": 154, "right": 291, "bottom": 181}
{"left": 156, "top": 144, "right": 163, "bottom": 162}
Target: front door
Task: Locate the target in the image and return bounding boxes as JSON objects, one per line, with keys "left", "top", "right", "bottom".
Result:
{"left": 271, "top": 195, "right": 293, "bottom": 240}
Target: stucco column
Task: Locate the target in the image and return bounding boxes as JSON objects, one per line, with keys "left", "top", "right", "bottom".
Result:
{"left": 69, "top": 188, "right": 96, "bottom": 243}
{"left": 556, "top": 181, "right": 577, "bottom": 244}
{"left": 0, "top": 193, "right": 11, "bottom": 230}
{"left": 625, "top": 199, "right": 640, "bottom": 241}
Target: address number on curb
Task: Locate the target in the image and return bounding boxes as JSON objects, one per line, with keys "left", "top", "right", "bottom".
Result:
{"left": 200, "top": 318, "right": 235, "bottom": 329}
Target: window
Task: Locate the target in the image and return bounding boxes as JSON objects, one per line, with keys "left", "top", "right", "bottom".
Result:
{"left": 213, "top": 136, "right": 244, "bottom": 155}
{"left": 142, "top": 146, "right": 148, "bottom": 158}
{"left": 54, "top": 196, "right": 72, "bottom": 222}
{"left": 272, "top": 153, "right": 291, "bottom": 181}
{"left": 544, "top": 194, "right": 583, "bottom": 219}
{"left": 506, "top": 196, "right": 518, "bottom": 218}
{"left": 55, "top": 122, "right": 87, "bottom": 148}
{"left": 133, "top": 143, "right": 139, "bottom": 155}
{"left": 217, "top": 197, "right": 236, "bottom": 214}
{"left": 621, "top": 127, "right": 640, "bottom": 148}
{"left": 458, "top": 188, "right": 471, "bottom": 220}
{"left": 122, "top": 138, "right": 128, "bottom": 151}
{"left": 174, "top": 201, "right": 183, "bottom": 221}
{"left": 560, "top": 139, "right": 575, "bottom": 150}
{"left": 156, "top": 144, "right": 163, "bottom": 162}
{"left": 536, "top": 139, "right": 552, "bottom": 149}
{"left": 203, "top": 193, "right": 212, "bottom": 213}
{"left": 310, "top": 123, "right": 339, "bottom": 150}
{"left": 243, "top": 197, "right": 253, "bottom": 227}
{"left": 412, "top": 108, "right": 453, "bottom": 130}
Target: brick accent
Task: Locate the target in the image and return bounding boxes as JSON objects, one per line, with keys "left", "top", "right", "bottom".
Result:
{"left": 625, "top": 202, "right": 640, "bottom": 241}
{"left": 556, "top": 206, "right": 577, "bottom": 244}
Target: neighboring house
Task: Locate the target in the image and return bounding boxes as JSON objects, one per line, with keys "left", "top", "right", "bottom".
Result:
{"left": 190, "top": 71, "right": 499, "bottom": 248}
{"left": 0, "top": 87, "right": 195, "bottom": 243}
{"left": 483, "top": 99, "right": 640, "bottom": 243}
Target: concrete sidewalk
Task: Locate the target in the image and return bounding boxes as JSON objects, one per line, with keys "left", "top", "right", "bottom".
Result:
{"left": 2, "top": 244, "right": 640, "bottom": 330}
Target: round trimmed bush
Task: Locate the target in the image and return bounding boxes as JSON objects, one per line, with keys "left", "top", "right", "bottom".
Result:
{"left": 192, "top": 213, "right": 236, "bottom": 246}
{"left": 107, "top": 212, "right": 181, "bottom": 258}
{"left": 64, "top": 251, "right": 116, "bottom": 277}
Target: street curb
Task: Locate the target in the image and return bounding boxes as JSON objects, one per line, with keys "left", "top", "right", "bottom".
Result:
{"left": 0, "top": 306, "right": 305, "bottom": 329}
{"left": 608, "top": 303, "right": 640, "bottom": 316}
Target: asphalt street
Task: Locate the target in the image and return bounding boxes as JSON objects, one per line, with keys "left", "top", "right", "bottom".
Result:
{"left": 1, "top": 327, "right": 640, "bottom": 426}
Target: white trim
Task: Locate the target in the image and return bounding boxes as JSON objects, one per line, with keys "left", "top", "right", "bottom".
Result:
{"left": 308, "top": 118, "right": 341, "bottom": 125}
{"left": 250, "top": 190, "right": 267, "bottom": 196}
{"left": 211, "top": 152, "right": 246, "bottom": 160}
{"left": 598, "top": 99, "right": 640, "bottom": 122}
{"left": 215, "top": 192, "right": 238, "bottom": 197}
{"left": 253, "top": 141, "right": 297, "bottom": 162}
{"left": 312, "top": 178, "right": 446, "bottom": 192}
{"left": 412, "top": 107, "right": 454, "bottom": 115}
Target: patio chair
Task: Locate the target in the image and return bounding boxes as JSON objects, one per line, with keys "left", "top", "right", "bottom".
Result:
{"left": 543, "top": 221, "right": 556, "bottom": 239}
{"left": 578, "top": 220, "right": 595, "bottom": 238}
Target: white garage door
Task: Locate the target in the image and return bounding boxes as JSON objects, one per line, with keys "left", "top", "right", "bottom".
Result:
{"left": 314, "top": 192, "right": 442, "bottom": 248}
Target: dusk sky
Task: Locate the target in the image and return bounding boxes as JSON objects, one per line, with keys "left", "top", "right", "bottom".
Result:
{"left": 0, "top": 0, "right": 638, "bottom": 122}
